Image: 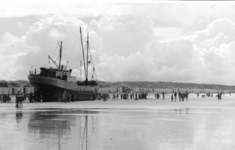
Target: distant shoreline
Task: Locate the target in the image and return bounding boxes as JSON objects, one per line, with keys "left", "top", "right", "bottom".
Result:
{"left": 1, "top": 80, "right": 235, "bottom": 91}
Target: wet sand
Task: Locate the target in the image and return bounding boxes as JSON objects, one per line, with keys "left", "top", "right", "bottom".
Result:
{"left": 0, "top": 93, "right": 235, "bottom": 150}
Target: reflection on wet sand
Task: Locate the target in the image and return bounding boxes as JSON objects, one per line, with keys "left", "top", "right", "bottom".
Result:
{"left": 0, "top": 104, "right": 235, "bottom": 150}
{"left": 26, "top": 107, "right": 234, "bottom": 150}
{"left": 27, "top": 109, "right": 98, "bottom": 150}
{"left": 16, "top": 111, "right": 23, "bottom": 124}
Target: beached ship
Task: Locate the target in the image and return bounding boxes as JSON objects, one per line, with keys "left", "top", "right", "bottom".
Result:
{"left": 28, "top": 28, "right": 99, "bottom": 102}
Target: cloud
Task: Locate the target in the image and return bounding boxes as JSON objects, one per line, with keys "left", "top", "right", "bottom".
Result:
{"left": 0, "top": 53, "right": 26, "bottom": 80}
{"left": 143, "top": 37, "right": 205, "bottom": 82}
{"left": 12, "top": 16, "right": 89, "bottom": 79}
{"left": 0, "top": 15, "right": 101, "bottom": 81}
{"left": 0, "top": 3, "right": 127, "bottom": 18}
{"left": 2, "top": 3, "right": 235, "bottom": 85}
{"left": 0, "top": 31, "right": 28, "bottom": 80}
{"left": 94, "top": 34, "right": 203, "bottom": 82}
{"left": 92, "top": 15, "right": 235, "bottom": 85}
{"left": 47, "top": 28, "right": 67, "bottom": 39}
{"left": 188, "top": 18, "right": 235, "bottom": 85}
{"left": 96, "top": 15, "right": 154, "bottom": 56}
{"left": 96, "top": 52, "right": 154, "bottom": 81}
{"left": 6, "top": 15, "right": 235, "bottom": 85}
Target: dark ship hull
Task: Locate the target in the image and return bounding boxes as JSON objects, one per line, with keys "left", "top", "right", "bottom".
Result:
{"left": 28, "top": 73, "right": 99, "bottom": 102}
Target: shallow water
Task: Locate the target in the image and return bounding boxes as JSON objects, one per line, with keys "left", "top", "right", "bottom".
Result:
{"left": 1, "top": 94, "right": 235, "bottom": 150}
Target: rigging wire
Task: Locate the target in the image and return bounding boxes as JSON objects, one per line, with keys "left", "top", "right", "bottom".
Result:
{"left": 62, "top": 47, "right": 68, "bottom": 68}
{"left": 77, "top": 36, "right": 83, "bottom": 81}
{"left": 88, "top": 42, "right": 98, "bottom": 82}
{"left": 48, "top": 57, "right": 50, "bottom": 68}
{"left": 68, "top": 33, "right": 79, "bottom": 63}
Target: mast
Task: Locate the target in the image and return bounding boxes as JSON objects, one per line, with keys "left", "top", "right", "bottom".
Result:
{"left": 80, "top": 60, "right": 82, "bottom": 81}
{"left": 58, "top": 41, "right": 62, "bottom": 70}
{"left": 80, "top": 27, "right": 87, "bottom": 83}
{"left": 86, "top": 33, "right": 89, "bottom": 85}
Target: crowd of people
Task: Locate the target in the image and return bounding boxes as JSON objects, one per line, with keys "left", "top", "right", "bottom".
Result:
{"left": 58, "top": 91, "right": 75, "bottom": 103}
{"left": 171, "top": 91, "right": 189, "bottom": 102}
{"left": 0, "top": 94, "right": 11, "bottom": 103}
{"left": 96, "top": 92, "right": 148, "bottom": 101}
{"left": 197, "top": 92, "right": 224, "bottom": 100}
{"left": 14, "top": 90, "right": 76, "bottom": 107}
{"left": 154, "top": 91, "right": 189, "bottom": 102}
{"left": 81, "top": 91, "right": 227, "bottom": 102}
{"left": 0, "top": 89, "right": 229, "bottom": 109}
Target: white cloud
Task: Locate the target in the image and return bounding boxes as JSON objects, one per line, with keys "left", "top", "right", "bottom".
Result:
{"left": 194, "top": 18, "right": 235, "bottom": 49}
{"left": 2, "top": 3, "right": 235, "bottom": 85}
{"left": 0, "top": 31, "right": 28, "bottom": 80}
{"left": 96, "top": 15, "right": 154, "bottom": 56}
{"left": 0, "top": 53, "right": 26, "bottom": 80}
{"left": 48, "top": 28, "right": 67, "bottom": 39}
{"left": 0, "top": 3, "right": 130, "bottom": 18}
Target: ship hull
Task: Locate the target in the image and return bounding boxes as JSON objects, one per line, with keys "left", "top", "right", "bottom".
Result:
{"left": 28, "top": 75, "right": 98, "bottom": 102}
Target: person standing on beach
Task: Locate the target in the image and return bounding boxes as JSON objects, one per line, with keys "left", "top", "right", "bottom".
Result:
{"left": 29, "top": 92, "right": 34, "bottom": 103}
{"left": 171, "top": 94, "right": 174, "bottom": 102}
{"left": 112, "top": 93, "right": 115, "bottom": 100}
{"left": 7, "top": 94, "right": 11, "bottom": 103}
{"left": 67, "top": 93, "right": 71, "bottom": 102}
{"left": 178, "top": 92, "right": 182, "bottom": 102}
{"left": 71, "top": 94, "right": 75, "bottom": 102}
{"left": 16, "top": 92, "right": 20, "bottom": 108}
{"left": 185, "top": 91, "right": 189, "bottom": 102}
{"left": 58, "top": 93, "right": 61, "bottom": 103}
{"left": 62, "top": 91, "right": 67, "bottom": 103}
{"left": 16, "top": 91, "right": 24, "bottom": 108}
{"left": 182, "top": 93, "right": 185, "bottom": 102}
{"left": 162, "top": 92, "right": 165, "bottom": 100}
{"left": 0, "top": 95, "right": 2, "bottom": 103}
{"left": 174, "top": 92, "right": 177, "bottom": 101}
{"left": 218, "top": 92, "right": 222, "bottom": 100}
{"left": 135, "top": 93, "right": 138, "bottom": 101}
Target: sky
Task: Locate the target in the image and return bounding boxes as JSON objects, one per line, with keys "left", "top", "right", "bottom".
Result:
{"left": 1, "top": 2, "right": 235, "bottom": 85}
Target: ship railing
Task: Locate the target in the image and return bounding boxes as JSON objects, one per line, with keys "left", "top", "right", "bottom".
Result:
{"left": 29, "top": 71, "right": 57, "bottom": 79}
{"left": 29, "top": 71, "right": 40, "bottom": 75}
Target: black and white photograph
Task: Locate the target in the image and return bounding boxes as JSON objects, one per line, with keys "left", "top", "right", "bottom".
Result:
{"left": 1, "top": 1, "right": 235, "bottom": 150}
